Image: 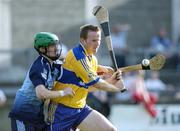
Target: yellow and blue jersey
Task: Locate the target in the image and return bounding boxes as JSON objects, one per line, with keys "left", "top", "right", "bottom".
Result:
{"left": 52, "top": 43, "right": 100, "bottom": 108}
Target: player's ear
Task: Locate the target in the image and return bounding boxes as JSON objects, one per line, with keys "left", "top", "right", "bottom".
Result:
{"left": 39, "top": 47, "right": 46, "bottom": 53}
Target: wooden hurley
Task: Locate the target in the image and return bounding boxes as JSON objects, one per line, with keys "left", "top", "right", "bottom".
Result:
{"left": 119, "top": 54, "right": 166, "bottom": 73}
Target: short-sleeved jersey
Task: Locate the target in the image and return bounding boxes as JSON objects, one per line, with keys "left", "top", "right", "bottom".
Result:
{"left": 52, "top": 43, "right": 100, "bottom": 108}
{"left": 9, "top": 56, "right": 62, "bottom": 125}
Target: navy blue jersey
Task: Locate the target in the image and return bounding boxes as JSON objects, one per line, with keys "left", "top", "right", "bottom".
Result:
{"left": 9, "top": 55, "right": 62, "bottom": 126}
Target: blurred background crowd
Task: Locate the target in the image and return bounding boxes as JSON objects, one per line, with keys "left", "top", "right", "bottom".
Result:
{"left": 0, "top": 0, "right": 180, "bottom": 130}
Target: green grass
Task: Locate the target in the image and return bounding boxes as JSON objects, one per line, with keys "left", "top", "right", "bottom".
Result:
{"left": 0, "top": 106, "right": 11, "bottom": 131}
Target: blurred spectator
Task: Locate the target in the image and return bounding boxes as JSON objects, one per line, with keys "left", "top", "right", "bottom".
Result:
{"left": 149, "top": 27, "right": 177, "bottom": 69}
{"left": 175, "top": 90, "right": 180, "bottom": 100}
{"left": 131, "top": 71, "right": 158, "bottom": 117}
{"left": 111, "top": 24, "right": 130, "bottom": 67}
{"left": 116, "top": 71, "right": 158, "bottom": 117}
{"left": 174, "top": 36, "right": 180, "bottom": 71}
{"left": 145, "top": 71, "right": 166, "bottom": 92}
{"left": 145, "top": 71, "right": 175, "bottom": 95}
{"left": 0, "top": 89, "right": 7, "bottom": 106}
{"left": 150, "top": 27, "right": 172, "bottom": 54}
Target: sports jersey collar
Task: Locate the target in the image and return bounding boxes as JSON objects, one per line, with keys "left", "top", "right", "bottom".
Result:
{"left": 41, "top": 55, "right": 53, "bottom": 64}
{"left": 40, "top": 55, "right": 50, "bottom": 64}
{"left": 79, "top": 43, "right": 91, "bottom": 57}
{"left": 40, "top": 55, "right": 62, "bottom": 69}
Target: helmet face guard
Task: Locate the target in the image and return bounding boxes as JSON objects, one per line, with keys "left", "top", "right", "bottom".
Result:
{"left": 46, "top": 43, "right": 62, "bottom": 61}
{"left": 34, "top": 32, "right": 63, "bottom": 61}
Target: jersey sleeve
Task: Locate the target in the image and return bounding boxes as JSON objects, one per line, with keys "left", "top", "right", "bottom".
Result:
{"left": 65, "top": 51, "right": 100, "bottom": 87}
{"left": 29, "top": 61, "right": 47, "bottom": 87}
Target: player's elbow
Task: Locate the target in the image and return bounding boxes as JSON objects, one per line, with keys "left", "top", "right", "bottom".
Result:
{"left": 35, "top": 85, "right": 47, "bottom": 100}
{"left": 36, "top": 91, "right": 46, "bottom": 100}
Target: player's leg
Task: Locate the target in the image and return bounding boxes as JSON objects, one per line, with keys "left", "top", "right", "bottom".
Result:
{"left": 132, "top": 91, "right": 143, "bottom": 102}
{"left": 77, "top": 109, "right": 117, "bottom": 131}
{"left": 143, "top": 102, "right": 157, "bottom": 117}
{"left": 149, "top": 93, "right": 158, "bottom": 103}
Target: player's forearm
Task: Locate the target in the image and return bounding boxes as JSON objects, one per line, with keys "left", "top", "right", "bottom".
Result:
{"left": 35, "top": 85, "right": 64, "bottom": 99}
{"left": 88, "top": 86, "right": 98, "bottom": 92}
{"left": 93, "top": 79, "right": 120, "bottom": 92}
{"left": 97, "top": 65, "right": 114, "bottom": 75}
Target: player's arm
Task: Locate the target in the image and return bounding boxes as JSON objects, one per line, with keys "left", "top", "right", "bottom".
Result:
{"left": 29, "top": 61, "right": 75, "bottom": 100}
{"left": 88, "top": 70, "right": 115, "bottom": 92}
{"left": 74, "top": 62, "right": 124, "bottom": 92}
{"left": 80, "top": 64, "right": 124, "bottom": 92}
{"left": 35, "top": 85, "right": 74, "bottom": 100}
{"left": 93, "top": 70, "right": 125, "bottom": 92}
{"left": 97, "top": 65, "right": 114, "bottom": 75}
{"left": 69, "top": 51, "right": 124, "bottom": 92}
{"left": 93, "top": 79, "right": 124, "bottom": 92}
{"left": 88, "top": 86, "right": 98, "bottom": 92}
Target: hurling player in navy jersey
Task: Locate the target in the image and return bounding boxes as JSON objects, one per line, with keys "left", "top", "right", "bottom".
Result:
{"left": 9, "top": 32, "right": 74, "bottom": 131}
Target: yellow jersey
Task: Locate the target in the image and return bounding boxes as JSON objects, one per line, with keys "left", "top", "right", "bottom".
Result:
{"left": 52, "top": 44, "right": 100, "bottom": 108}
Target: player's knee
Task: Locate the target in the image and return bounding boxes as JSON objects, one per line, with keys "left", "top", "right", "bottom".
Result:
{"left": 113, "top": 126, "right": 117, "bottom": 131}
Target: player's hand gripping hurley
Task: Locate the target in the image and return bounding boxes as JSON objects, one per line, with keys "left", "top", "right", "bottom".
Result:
{"left": 92, "top": 6, "right": 127, "bottom": 92}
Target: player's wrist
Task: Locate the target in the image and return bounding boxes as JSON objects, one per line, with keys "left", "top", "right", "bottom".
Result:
{"left": 58, "top": 90, "right": 65, "bottom": 97}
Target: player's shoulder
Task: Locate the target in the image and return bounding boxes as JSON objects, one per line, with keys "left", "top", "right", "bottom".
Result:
{"left": 30, "top": 56, "right": 50, "bottom": 72}
{"left": 65, "top": 49, "right": 74, "bottom": 61}
{"left": 72, "top": 44, "right": 86, "bottom": 60}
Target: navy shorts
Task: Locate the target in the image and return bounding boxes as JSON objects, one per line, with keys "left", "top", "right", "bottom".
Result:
{"left": 10, "top": 118, "right": 47, "bottom": 131}
{"left": 49, "top": 104, "right": 92, "bottom": 131}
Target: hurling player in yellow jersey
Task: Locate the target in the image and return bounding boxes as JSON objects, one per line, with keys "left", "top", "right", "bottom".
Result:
{"left": 49, "top": 24, "right": 125, "bottom": 131}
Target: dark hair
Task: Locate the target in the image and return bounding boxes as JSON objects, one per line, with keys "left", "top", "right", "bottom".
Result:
{"left": 80, "top": 24, "right": 100, "bottom": 39}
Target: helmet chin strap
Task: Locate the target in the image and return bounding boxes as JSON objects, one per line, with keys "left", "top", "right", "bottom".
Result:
{"left": 41, "top": 52, "right": 60, "bottom": 61}
{"left": 49, "top": 55, "right": 61, "bottom": 61}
